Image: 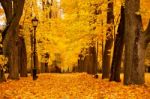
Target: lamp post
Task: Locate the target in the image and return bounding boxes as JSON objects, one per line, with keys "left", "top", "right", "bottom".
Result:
{"left": 31, "top": 17, "right": 38, "bottom": 80}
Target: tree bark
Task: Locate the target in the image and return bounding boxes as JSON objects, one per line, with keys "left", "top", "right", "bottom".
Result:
{"left": 0, "top": 0, "right": 25, "bottom": 80}
{"left": 110, "top": 6, "right": 125, "bottom": 82}
{"left": 145, "top": 21, "right": 150, "bottom": 47}
{"left": 83, "top": 54, "right": 88, "bottom": 72}
{"left": 18, "top": 36, "right": 27, "bottom": 77}
{"left": 89, "top": 46, "right": 97, "bottom": 74}
{"left": 80, "top": 59, "right": 84, "bottom": 72}
{"left": 78, "top": 53, "right": 84, "bottom": 72}
{"left": 7, "top": 31, "right": 19, "bottom": 79}
{"left": 41, "top": 62, "right": 49, "bottom": 73}
{"left": 0, "top": 0, "right": 12, "bottom": 82}
{"left": 124, "top": 0, "right": 150, "bottom": 85}
{"left": 41, "top": 62, "right": 45, "bottom": 73}
{"left": 49, "top": 0, "right": 53, "bottom": 18}
{"left": 78, "top": 59, "right": 81, "bottom": 72}
{"left": 86, "top": 54, "right": 91, "bottom": 74}
{"left": 85, "top": 46, "right": 97, "bottom": 74}
{"left": 102, "top": 0, "right": 114, "bottom": 79}
{"left": 0, "top": 68, "right": 6, "bottom": 82}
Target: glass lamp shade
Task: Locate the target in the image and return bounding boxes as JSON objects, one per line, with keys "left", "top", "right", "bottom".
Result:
{"left": 81, "top": 57, "right": 84, "bottom": 61}
{"left": 32, "top": 17, "right": 38, "bottom": 28}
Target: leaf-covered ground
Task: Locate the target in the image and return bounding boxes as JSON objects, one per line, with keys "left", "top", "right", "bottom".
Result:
{"left": 0, "top": 73, "right": 150, "bottom": 99}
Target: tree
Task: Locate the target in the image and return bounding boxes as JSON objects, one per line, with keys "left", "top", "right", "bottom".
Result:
{"left": 102, "top": 0, "right": 114, "bottom": 79}
{"left": 110, "top": 6, "right": 125, "bottom": 82}
{"left": 78, "top": 53, "right": 84, "bottom": 72}
{"left": 88, "top": 46, "right": 97, "bottom": 74}
{"left": 18, "top": 35, "right": 27, "bottom": 77}
{"left": 0, "top": 0, "right": 25, "bottom": 79}
{"left": 124, "top": 0, "right": 150, "bottom": 85}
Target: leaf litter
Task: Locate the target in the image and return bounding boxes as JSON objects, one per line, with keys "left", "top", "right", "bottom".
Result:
{"left": 0, "top": 73, "right": 150, "bottom": 99}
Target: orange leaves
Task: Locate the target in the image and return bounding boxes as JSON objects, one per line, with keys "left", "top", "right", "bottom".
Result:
{"left": 0, "top": 73, "right": 150, "bottom": 98}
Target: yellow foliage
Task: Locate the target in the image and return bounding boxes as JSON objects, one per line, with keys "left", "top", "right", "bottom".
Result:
{"left": 0, "top": 0, "right": 148, "bottom": 70}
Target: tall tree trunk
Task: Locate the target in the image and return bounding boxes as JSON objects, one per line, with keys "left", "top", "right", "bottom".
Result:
{"left": 124, "top": 0, "right": 150, "bottom": 85}
{"left": 87, "top": 2, "right": 99, "bottom": 75}
{"left": 0, "top": 0, "right": 12, "bottom": 82}
{"left": 0, "top": 0, "right": 25, "bottom": 80}
{"left": 102, "top": 0, "right": 114, "bottom": 79}
{"left": 7, "top": 30, "right": 19, "bottom": 79}
{"left": 110, "top": 6, "right": 125, "bottom": 82}
{"left": 18, "top": 36, "right": 27, "bottom": 77}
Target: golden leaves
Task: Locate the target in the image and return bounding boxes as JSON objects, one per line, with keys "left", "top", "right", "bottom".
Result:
{"left": 0, "top": 73, "right": 150, "bottom": 98}
{"left": 17, "top": 0, "right": 150, "bottom": 69}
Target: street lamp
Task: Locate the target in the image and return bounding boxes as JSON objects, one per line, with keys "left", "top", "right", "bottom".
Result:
{"left": 31, "top": 17, "right": 39, "bottom": 80}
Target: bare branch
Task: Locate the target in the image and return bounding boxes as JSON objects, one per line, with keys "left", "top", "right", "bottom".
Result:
{"left": 0, "top": 0, "right": 13, "bottom": 24}
{"left": 1, "top": 0, "right": 25, "bottom": 42}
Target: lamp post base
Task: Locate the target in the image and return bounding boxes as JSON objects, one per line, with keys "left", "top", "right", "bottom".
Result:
{"left": 33, "top": 68, "right": 38, "bottom": 80}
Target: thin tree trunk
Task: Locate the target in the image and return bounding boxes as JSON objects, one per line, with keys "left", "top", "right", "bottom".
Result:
{"left": 83, "top": 54, "right": 88, "bottom": 72}
{"left": 110, "top": 6, "right": 125, "bottom": 82}
{"left": 102, "top": 0, "right": 114, "bottom": 79}
{"left": 49, "top": 0, "right": 53, "bottom": 18}
{"left": 86, "top": 54, "right": 91, "bottom": 74}
{"left": 81, "top": 59, "right": 84, "bottom": 72}
{"left": 45, "top": 62, "right": 49, "bottom": 73}
{"left": 78, "top": 59, "right": 81, "bottom": 72}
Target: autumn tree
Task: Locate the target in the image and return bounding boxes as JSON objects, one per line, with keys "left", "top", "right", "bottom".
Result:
{"left": 102, "top": 0, "right": 114, "bottom": 79}
{"left": 0, "top": 0, "right": 25, "bottom": 79}
{"left": 18, "top": 30, "right": 27, "bottom": 77}
{"left": 110, "top": 6, "right": 125, "bottom": 82}
{"left": 124, "top": 0, "right": 150, "bottom": 85}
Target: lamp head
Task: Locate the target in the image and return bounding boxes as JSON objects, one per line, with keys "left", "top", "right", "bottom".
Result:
{"left": 32, "top": 17, "right": 38, "bottom": 28}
